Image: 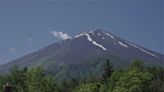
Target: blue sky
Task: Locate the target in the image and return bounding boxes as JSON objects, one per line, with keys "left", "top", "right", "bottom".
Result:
{"left": 0, "top": 0, "right": 163, "bottom": 65}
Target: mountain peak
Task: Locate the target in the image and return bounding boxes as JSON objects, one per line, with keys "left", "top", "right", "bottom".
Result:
{"left": 0, "top": 29, "right": 163, "bottom": 75}
{"left": 74, "top": 29, "right": 113, "bottom": 38}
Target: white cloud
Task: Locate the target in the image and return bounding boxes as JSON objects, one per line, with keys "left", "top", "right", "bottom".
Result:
{"left": 9, "top": 48, "right": 17, "bottom": 53}
{"left": 51, "top": 31, "right": 71, "bottom": 40}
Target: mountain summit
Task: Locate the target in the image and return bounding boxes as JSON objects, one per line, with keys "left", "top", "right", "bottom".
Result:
{"left": 0, "top": 29, "right": 163, "bottom": 79}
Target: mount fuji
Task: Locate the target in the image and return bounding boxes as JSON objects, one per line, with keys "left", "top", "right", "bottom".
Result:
{"left": 0, "top": 29, "right": 163, "bottom": 80}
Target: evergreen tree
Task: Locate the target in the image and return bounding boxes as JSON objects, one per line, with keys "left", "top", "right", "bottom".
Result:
{"left": 102, "top": 59, "right": 114, "bottom": 81}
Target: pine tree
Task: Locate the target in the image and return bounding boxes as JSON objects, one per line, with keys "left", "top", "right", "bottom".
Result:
{"left": 102, "top": 59, "right": 114, "bottom": 81}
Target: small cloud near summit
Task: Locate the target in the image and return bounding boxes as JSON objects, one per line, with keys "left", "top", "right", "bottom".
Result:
{"left": 51, "top": 31, "right": 71, "bottom": 40}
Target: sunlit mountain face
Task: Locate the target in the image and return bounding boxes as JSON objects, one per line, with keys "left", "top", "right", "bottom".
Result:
{"left": 0, "top": 29, "right": 163, "bottom": 81}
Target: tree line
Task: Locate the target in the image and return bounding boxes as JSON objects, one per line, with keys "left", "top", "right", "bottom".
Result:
{"left": 0, "top": 59, "right": 163, "bottom": 92}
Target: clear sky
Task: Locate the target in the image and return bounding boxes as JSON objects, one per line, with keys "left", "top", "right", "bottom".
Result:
{"left": 0, "top": 0, "right": 163, "bottom": 65}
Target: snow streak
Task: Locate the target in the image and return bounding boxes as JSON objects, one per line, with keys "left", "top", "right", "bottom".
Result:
{"left": 85, "top": 33, "right": 107, "bottom": 51}
{"left": 104, "top": 32, "right": 114, "bottom": 39}
{"left": 74, "top": 32, "right": 107, "bottom": 51}
{"left": 118, "top": 41, "right": 128, "bottom": 48}
{"left": 126, "top": 41, "right": 158, "bottom": 57}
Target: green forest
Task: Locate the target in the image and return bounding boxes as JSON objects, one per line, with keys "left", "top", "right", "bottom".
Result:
{"left": 0, "top": 60, "right": 163, "bottom": 92}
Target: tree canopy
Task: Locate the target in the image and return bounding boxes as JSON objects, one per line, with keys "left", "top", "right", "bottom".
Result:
{"left": 0, "top": 59, "right": 163, "bottom": 92}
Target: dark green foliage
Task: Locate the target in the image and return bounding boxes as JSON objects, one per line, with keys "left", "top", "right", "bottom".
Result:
{"left": 0, "top": 66, "right": 59, "bottom": 92}
{"left": 59, "top": 80, "right": 76, "bottom": 92}
{"left": 108, "top": 70, "right": 124, "bottom": 92}
{"left": 112, "top": 67, "right": 153, "bottom": 92}
{"left": 147, "top": 66, "right": 164, "bottom": 92}
{"left": 0, "top": 59, "right": 163, "bottom": 92}
{"left": 73, "top": 82, "right": 101, "bottom": 92}
{"left": 106, "top": 60, "right": 164, "bottom": 92}
{"left": 0, "top": 66, "right": 27, "bottom": 92}
{"left": 102, "top": 59, "right": 114, "bottom": 82}
{"left": 25, "top": 67, "right": 59, "bottom": 92}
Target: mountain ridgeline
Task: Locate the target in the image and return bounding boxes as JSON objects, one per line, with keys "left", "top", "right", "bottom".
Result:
{"left": 0, "top": 29, "right": 163, "bottom": 81}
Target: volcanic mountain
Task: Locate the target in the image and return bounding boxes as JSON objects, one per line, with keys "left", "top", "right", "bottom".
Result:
{"left": 0, "top": 29, "right": 163, "bottom": 80}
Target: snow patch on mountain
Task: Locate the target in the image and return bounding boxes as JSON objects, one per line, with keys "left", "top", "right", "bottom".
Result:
{"left": 118, "top": 41, "right": 128, "bottom": 48}
{"left": 104, "top": 32, "right": 114, "bottom": 39}
{"left": 74, "top": 33, "right": 85, "bottom": 38}
{"left": 89, "top": 31, "right": 94, "bottom": 34}
{"left": 85, "top": 33, "right": 107, "bottom": 51}
{"left": 126, "top": 41, "right": 158, "bottom": 57}
{"left": 92, "top": 41, "right": 107, "bottom": 51}
{"left": 74, "top": 32, "right": 107, "bottom": 51}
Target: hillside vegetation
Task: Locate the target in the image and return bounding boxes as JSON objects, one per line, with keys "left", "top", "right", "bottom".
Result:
{"left": 0, "top": 59, "right": 163, "bottom": 92}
